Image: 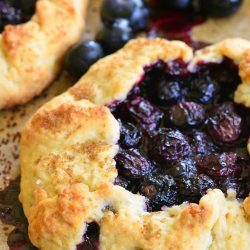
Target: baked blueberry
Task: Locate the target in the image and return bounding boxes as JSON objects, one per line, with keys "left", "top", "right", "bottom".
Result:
{"left": 187, "top": 69, "right": 219, "bottom": 104}
{"left": 115, "top": 148, "right": 154, "bottom": 179}
{"left": 119, "top": 121, "right": 142, "bottom": 148}
{"left": 156, "top": 80, "right": 183, "bottom": 104}
{"left": 64, "top": 40, "right": 104, "bottom": 79}
{"left": 97, "top": 19, "right": 134, "bottom": 53}
{"left": 168, "top": 101, "right": 206, "bottom": 128}
{"left": 149, "top": 128, "right": 191, "bottom": 165}
{"left": 207, "top": 102, "right": 243, "bottom": 145}
{"left": 16, "top": 0, "right": 37, "bottom": 14}
{"left": 140, "top": 172, "right": 179, "bottom": 210}
{"left": 197, "top": 152, "right": 242, "bottom": 178}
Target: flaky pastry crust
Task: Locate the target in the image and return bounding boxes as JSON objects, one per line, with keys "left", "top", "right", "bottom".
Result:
{"left": 0, "top": 0, "right": 89, "bottom": 109}
{"left": 20, "top": 38, "right": 250, "bottom": 250}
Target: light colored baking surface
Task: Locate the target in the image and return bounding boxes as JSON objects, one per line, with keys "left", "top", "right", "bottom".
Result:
{"left": 193, "top": 0, "right": 250, "bottom": 43}
{"left": 1, "top": 0, "right": 250, "bottom": 248}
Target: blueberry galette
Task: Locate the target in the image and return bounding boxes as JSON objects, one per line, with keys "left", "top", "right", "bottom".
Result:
{"left": 20, "top": 38, "right": 250, "bottom": 250}
{"left": 0, "top": 0, "right": 89, "bottom": 109}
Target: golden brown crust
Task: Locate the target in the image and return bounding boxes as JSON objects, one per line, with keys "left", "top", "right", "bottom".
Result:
{"left": 0, "top": 0, "right": 89, "bottom": 109}
{"left": 20, "top": 38, "right": 250, "bottom": 250}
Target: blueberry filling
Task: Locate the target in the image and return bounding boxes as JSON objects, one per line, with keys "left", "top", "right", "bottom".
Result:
{"left": 112, "top": 58, "right": 250, "bottom": 211}
{"left": 0, "top": 0, "right": 37, "bottom": 32}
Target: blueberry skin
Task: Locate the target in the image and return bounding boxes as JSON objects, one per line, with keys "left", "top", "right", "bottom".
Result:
{"left": 194, "top": 0, "right": 243, "bottom": 17}
{"left": 64, "top": 40, "right": 104, "bottom": 79}
{"left": 163, "top": 0, "right": 191, "bottom": 9}
{"left": 18, "top": 0, "right": 37, "bottom": 14}
{"left": 129, "top": 6, "right": 150, "bottom": 31}
{"left": 96, "top": 19, "right": 134, "bottom": 54}
{"left": 101, "top": 0, "right": 136, "bottom": 22}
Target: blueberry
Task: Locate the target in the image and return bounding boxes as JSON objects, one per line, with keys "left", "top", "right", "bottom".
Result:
{"left": 76, "top": 222, "right": 100, "bottom": 250}
{"left": 178, "top": 174, "right": 216, "bottom": 203}
{"left": 0, "top": 2, "right": 22, "bottom": 32}
{"left": 193, "top": 0, "right": 243, "bottom": 17}
{"left": 140, "top": 172, "right": 179, "bottom": 210}
{"left": 129, "top": 6, "right": 150, "bottom": 31}
{"left": 114, "top": 176, "right": 131, "bottom": 189}
{"left": 119, "top": 121, "right": 142, "bottom": 148}
{"left": 166, "top": 159, "right": 197, "bottom": 179}
{"left": 190, "top": 131, "right": 217, "bottom": 156}
{"left": 149, "top": 128, "right": 191, "bottom": 165}
{"left": 169, "top": 102, "right": 206, "bottom": 128}
{"left": 125, "top": 96, "right": 164, "bottom": 131}
{"left": 207, "top": 102, "right": 243, "bottom": 145}
{"left": 96, "top": 19, "right": 134, "bottom": 53}
{"left": 187, "top": 69, "right": 219, "bottom": 104}
{"left": 197, "top": 152, "right": 242, "bottom": 178}
{"left": 115, "top": 148, "right": 154, "bottom": 179}
{"left": 163, "top": 0, "right": 191, "bottom": 9}
{"left": 156, "top": 80, "right": 182, "bottom": 104}
{"left": 64, "top": 40, "right": 104, "bottom": 79}
{"left": 101, "top": 0, "right": 136, "bottom": 23}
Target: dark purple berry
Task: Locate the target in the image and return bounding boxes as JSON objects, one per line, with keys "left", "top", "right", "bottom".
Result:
{"left": 96, "top": 19, "right": 134, "bottom": 53}
{"left": 197, "top": 152, "right": 242, "bottom": 178}
{"left": 114, "top": 176, "right": 131, "bottom": 189}
{"left": 129, "top": 5, "right": 150, "bottom": 31}
{"left": 77, "top": 222, "right": 100, "bottom": 250}
{"left": 149, "top": 128, "right": 191, "bottom": 165}
{"left": 193, "top": 0, "right": 242, "bottom": 17}
{"left": 119, "top": 121, "right": 141, "bottom": 148}
{"left": 126, "top": 96, "right": 163, "bottom": 131}
{"left": 156, "top": 80, "right": 182, "bottom": 104}
{"left": 115, "top": 148, "right": 154, "bottom": 179}
{"left": 64, "top": 40, "right": 104, "bottom": 79}
{"left": 207, "top": 103, "right": 243, "bottom": 144}
{"left": 0, "top": 2, "right": 22, "bottom": 32}
{"left": 169, "top": 102, "right": 206, "bottom": 127}
{"left": 140, "top": 173, "right": 178, "bottom": 210}
{"left": 187, "top": 70, "right": 219, "bottom": 104}
{"left": 191, "top": 131, "right": 217, "bottom": 156}
{"left": 166, "top": 159, "right": 197, "bottom": 179}
{"left": 178, "top": 174, "right": 216, "bottom": 202}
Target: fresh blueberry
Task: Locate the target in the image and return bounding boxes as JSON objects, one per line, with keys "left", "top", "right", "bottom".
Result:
{"left": 96, "top": 19, "right": 134, "bottom": 53}
{"left": 129, "top": 6, "right": 150, "bottom": 31}
{"left": 64, "top": 40, "right": 104, "bottom": 79}
{"left": 101, "top": 0, "right": 136, "bottom": 23}
{"left": 163, "top": 0, "right": 191, "bottom": 9}
{"left": 0, "top": 2, "right": 22, "bottom": 32}
{"left": 193, "top": 0, "right": 243, "bottom": 17}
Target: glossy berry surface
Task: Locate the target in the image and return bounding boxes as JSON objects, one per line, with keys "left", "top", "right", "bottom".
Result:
{"left": 140, "top": 172, "right": 178, "bottom": 210}
{"left": 96, "top": 19, "right": 133, "bottom": 53}
{"left": 0, "top": 0, "right": 37, "bottom": 32}
{"left": 194, "top": 0, "right": 243, "bottom": 17}
{"left": 111, "top": 58, "right": 250, "bottom": 212}
{"left": 169, "top": 102, "right": 206, "bottom": 127}
{"left": 149, "top": 128, "right": 191, "bottom": 165}
{"left": 64, "top": 40, "right": 104, "bottom": 79}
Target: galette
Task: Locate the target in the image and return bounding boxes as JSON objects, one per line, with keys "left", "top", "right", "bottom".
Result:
{"left": 20, "top": 38, "right": 250, "bottom": 250}
{"left": 0, "top": 0, "right": 89, "bottom": 109}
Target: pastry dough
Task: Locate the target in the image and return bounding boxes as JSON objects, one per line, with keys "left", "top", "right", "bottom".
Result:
{"left": 0, "top": 0, "right": 89, "bottom": 109}
{"left": 20, "top": 38, "right": 250, "bottom": 250}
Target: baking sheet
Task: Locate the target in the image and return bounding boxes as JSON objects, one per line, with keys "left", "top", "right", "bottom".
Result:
{"left": 1, "top": 0, "right": 250, "bottom": 248}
